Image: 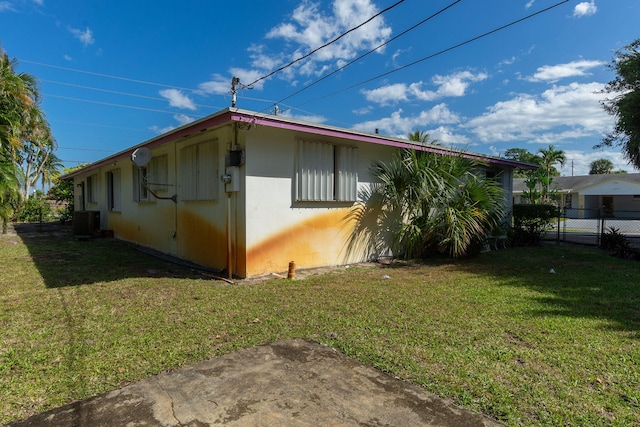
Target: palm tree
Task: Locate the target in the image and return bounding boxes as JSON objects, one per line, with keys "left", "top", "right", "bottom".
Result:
{"left": 348, "top": 149, "right": 505, "bottom": 259}
{"left": 589, "top": 158, "right": 615, "bottom": 175}
{"left": 407, "top": 130, "right": 439, "bottom": 145}
{"left": 537, "top": 144, "right": 566, "bottom": 178}
{"left": 537, "top": 145, "right": 566, "bottom": 203}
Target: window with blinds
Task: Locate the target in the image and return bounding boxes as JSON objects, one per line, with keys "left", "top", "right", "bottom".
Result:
{"left": 133, "top": 154, "right": 168, "bottom": 202}
{"left": 179, "top": 139, "right": 218, "bottom": 201}
{"left": 106, "top": 169, "right": 121, "bottom": 212}
{"left": 86, "top": 174, "right": 98, "bottom": 203}
{"left": 295, "top": 139, "right": 357, "bottom": 202}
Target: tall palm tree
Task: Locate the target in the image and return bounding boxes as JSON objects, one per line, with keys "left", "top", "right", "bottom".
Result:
{"left": 537, "top": 144, "right": 566, "bottom": 179}
{"left": 537, "top": 144, "right": 566, "bottom": 203}
{"left": 348, "top": 149, "right": 505, "bottom": 259}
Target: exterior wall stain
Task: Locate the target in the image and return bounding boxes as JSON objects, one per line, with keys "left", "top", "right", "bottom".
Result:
{"left": 177, "top": 209, "right": 226, "bottom": 270}
{"left": 246, "top": 209, "right": 355, "bottom": 276}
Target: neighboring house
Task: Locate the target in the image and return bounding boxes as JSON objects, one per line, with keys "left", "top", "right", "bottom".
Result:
{"left": 513, "top": 174, "right": 640, "bottom": 218}
{"left": 64, "top": 108, "right": 535, "bottom": 278}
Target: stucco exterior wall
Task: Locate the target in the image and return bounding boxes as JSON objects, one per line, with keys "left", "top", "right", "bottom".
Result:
{"left": 242, "top": 126, "right": 394, "bottom": 276}
{"left": 72, "top": 126, "right": 234, "bottom": 273}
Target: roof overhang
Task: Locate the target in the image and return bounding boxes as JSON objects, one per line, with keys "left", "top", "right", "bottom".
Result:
{"left": 62, "top": 108, "right": 538, "bottom": 179}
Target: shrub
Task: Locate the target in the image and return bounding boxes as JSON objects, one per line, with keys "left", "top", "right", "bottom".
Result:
{"left": 601, "top": 227, "right": 639, "bottom": 260}
{"left": 509, "top": 204, "right": 557, "bottom": 246}
{"left": 14, "top": 196, "right": 54, "bottom": 222}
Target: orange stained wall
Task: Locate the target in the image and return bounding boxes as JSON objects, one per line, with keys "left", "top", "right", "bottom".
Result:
{"left": 246, "top": 208, "right": 356, "bottom": 276}
{"left": 176, "top": 209, "right": 227, "bottom": 270}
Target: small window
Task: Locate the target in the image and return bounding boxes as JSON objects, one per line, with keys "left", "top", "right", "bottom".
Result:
{"left": 106, "top": 169, "right": 121, "bottom": 212}
{"left": 86, "top": 174, "right": 98, "bottom": 203}
{"left": 295, "top": 139, "right": 357, "bottom": 202}
{"left": 133, "top": 154, "right": 169, "bottom": 202}
{"left": 179, "top": 140, "right": 218, "bottom": 201}
{"left": 133, "top": 166, "right": 149, "bottom": 202}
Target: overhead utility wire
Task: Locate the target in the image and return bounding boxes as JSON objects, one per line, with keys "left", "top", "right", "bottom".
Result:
{"left": 41, "top": 79, "right": 224, "bottom": 110}
{"left": 42, "top": 94, "right": 188, "bottom": 115}
{"left": 275, "top": 0, "right": 463, "bottom": 106}
{"left": 294, "top": 0, "right": 570, "bottom": 108}
{"left": 246, "top": 0, "right": 406, "bottom": 88}
{"left": 20, "top": 59, "right": 198, "bottom": 92}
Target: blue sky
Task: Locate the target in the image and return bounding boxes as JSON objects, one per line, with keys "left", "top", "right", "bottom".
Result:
{"left": 1, "top": 0, "right": 638, "bottom": 175}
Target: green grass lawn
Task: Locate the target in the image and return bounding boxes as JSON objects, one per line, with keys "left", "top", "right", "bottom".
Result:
{"left": 1, "top": 227, "right": 639, "bottom": 426}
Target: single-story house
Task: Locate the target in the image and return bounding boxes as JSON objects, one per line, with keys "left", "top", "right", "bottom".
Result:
{"left": 64, "top": 108, "right": 535, "bottom": 278}
{"left": 513, "top": 174, "right": 640, "bottom": 218}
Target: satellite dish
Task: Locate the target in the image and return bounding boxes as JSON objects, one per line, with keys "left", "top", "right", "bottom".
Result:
{"left": 131, "top": 147, "right": 152, "bottom": 167}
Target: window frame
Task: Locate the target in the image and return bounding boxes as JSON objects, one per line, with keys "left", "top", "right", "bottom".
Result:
{"left": 106, "top": 169, "right": 122, "bottom": 212}
{"left": 179, "top": 139, "right": 218, "bottom": 202}
{"left": 86, "top": 174, "right": 98, "bottom": 204}
{"left": 295, "top": 138, "right": 358, "bottom": 202}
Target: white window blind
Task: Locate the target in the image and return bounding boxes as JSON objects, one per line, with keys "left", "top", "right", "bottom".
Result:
{"left": 180, "top": 140, "right": 217, "bottom": 201}
{"left": 296, "top": 139, "right": 357, "bottom": 202}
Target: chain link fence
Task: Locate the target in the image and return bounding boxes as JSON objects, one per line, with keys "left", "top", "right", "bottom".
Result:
{"left": 542, "top": 207, "right": 640, "bottom": 248}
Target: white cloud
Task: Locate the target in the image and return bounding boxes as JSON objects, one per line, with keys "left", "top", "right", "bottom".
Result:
{"left": 173, "top": 113, "right": 195, "bottom": 126}
{"left": 525, "top": 1, "right": 535, "bottom": 9}
{"left": 464, "top": 82, "right": 612, "bottom": 143}
{"left": 159, "top": 89, "right": 196, "bottom": 110}
{"left": 68, "top": 26, "right": 95, "bottom": 47}
{"left": 278, "top": 109, "right": 327, "bottom": 123}
{"left": 559, "top": 149, "right": 635, "bottom": 176}
{"left": 526, "top": 60, "right": 605, "bottom": 82}
{"left": 361, "top": 71, "right": 488, "bottom": 105}
{"left": 352, "top": 104, "right": 461, "bottom": 136}
{"left": 574, "top": 1, "right": 597, "bottom": 17}
{"left": 63, "top": 54, "right": 72, "bottom": 61}
{"left": 198, "top": 74, "right": 230, "bottom": 95}
{"left": 264, "top": 0, "right": 392, "bottom": 77}
{"left": 0, "top": 1, "right": 16, "bottom": 12}
{"left": 361, "top": 83, "right": 408, "bottom": 105}
{"left": 149, "top": 114, "right": 197, "bottom": 135}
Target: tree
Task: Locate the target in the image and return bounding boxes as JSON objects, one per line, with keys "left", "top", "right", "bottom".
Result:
{"left": 0, "top": 47, "right": 55, "bottom": 223}
{"left": 407, "top": 130, "right": 438, "bottom": 145}
{"left": 589, "top": 158, "right": 615, "bottom": 175}
{"left": 598, "top": 39, "right": 640, "bottom": 169}
{"left": 504, "top": 148, "right": 541, "bottom": 178}
{"left": 504, "top": 148, "right": 540, "bottom": 165}
{"left": 537, "top": 145, "right": 565, "bottom": 203}
{"left": 347, "top": 149, "right": 505, "bottom": 259}
{"left": 537, "top": 144, "right": 565, "bottom": 179}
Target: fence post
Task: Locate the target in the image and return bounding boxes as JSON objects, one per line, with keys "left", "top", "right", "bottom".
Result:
{"left": 557, "top": 206, "right": 561, "bottom": 245}
{"left": 598, "top": 205, "right": 605, "bottom": 247}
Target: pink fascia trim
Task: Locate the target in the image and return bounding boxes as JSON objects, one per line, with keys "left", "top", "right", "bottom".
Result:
{"left": 229, "top": 110, "right": 537, "bottom": 170}
{"left": 63, "top": 108, "right": 536, "bottom": 179}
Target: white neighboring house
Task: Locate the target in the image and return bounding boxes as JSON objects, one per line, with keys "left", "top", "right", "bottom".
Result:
{"left": 513, "top": 174, "right": 640, "bottom": 218}
{"left": 64, "top": 108, "right": 534, "bottom": 278}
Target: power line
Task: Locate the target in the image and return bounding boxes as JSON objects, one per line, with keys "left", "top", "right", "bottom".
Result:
{"left": 41, "top": 79, "right": 224, "bottom": 110}
{"left": 20, "top": 59, "right": 198, "bottom": 92}
{"left": 246, "top": 0, "right": 406, "bottom": 88}
{"left": 42, "top": 93, "right": 195, "bottom": 115}
{"left": 293, "top": 0, "right": 571, "bottom": 108}
{"left": 58, "top": 146, "right": 117, "bottom": 152}
{"left": 274, "top": 0, "right": 463, "bottom": 106}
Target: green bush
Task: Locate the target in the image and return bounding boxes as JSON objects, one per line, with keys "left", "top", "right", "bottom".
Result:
{"left": 601, "top": 227, "right": 639, "bottom": 260}
{"left": 509, "top": 204, "right": 557, "bottom": 246}
{"left": 14, "top": 196, "right": 54, "bottom": 222}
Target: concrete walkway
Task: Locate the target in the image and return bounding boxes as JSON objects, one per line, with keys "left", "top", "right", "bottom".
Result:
{"left": 5, "top": 339, "right": 501, "bottom": 426}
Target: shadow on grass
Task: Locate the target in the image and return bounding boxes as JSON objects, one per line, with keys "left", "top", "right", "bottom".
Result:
{"left": 12, "top": 222, "right": 210, "bottom": 288}
{"left": 457, "top": 244, "right": 640, "bottom": 335}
